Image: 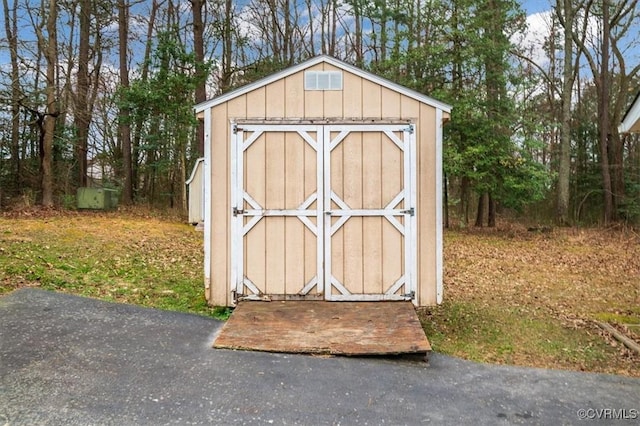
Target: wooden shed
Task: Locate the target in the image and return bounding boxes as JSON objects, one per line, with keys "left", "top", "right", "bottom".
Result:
{"left": 195, "top": 55, "right": 451, "bottom": 308}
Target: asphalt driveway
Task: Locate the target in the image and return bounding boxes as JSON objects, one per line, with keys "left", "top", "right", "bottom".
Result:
{"left": 1, "top": 289, "right": 638, "bottom": 425}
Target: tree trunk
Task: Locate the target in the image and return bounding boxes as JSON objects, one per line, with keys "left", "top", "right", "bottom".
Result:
{"left": 443, "top": 172, "right": 449, "bottom": 228}
{"left": 74, "top": 0, "right": 91, "bottom": 188}
{"left": 599, "top": 0, "right": 614, "bottom": 224}
{"left": 191, "top": 0, "right": 205, "bottom": 157}
{"left": 556, "top": 0, "right": 573, "bottom": 226}
{"left": 488, "top": 193, "right": 496, "bottom": 227}
{"left": 180, "top": 149, "right": 187, "bottom": 214}
{"left": 2, "top": 0, "right": 21, "bottom": 193}
{"left": 329, "top": 0, "right": 337, "bottom": 57}
{"left": 609, "top": 126, "right": 625, "bottom": 217}
{"left": 41, "top": 0, "right": 58, "bottom": 207}
{"left": 354, "top": 0, "right": 363, "bottom": 67}
{"left": 130, "top": 0, "right": 158, "bottom": 196}
{"left": 460, "top": 176, "right": 470, "bottom": 226}
{"left": 220, "top": 0, "right": 233, "bottom": 92}
{"left": 475, "top": 193, "right": 485, "bottom": 227}
{"left": 118, "top": 0, "right": 133, "bottom": 204}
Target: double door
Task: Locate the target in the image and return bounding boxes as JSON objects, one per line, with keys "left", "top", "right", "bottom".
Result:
{"left": 231, "top": 123, "right": 417, "bottom": 303}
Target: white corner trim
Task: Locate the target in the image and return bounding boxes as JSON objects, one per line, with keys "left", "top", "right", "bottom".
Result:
{"left": 435, "top": 109, "right": 444, "bottom": 304}
{"left": 203, "top": 109, "right": 212, "bottom": 289}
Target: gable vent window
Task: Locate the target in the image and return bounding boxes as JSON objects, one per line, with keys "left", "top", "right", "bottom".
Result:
{"left": 304, "top": 71, "right": 343, "bottom": 90}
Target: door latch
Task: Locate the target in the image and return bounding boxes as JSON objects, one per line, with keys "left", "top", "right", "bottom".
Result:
{"left": 233, "top": 207, "right": 245, "bottom": 216}
{"left": 401, "top": 207, "right": 415, "bottom": 216}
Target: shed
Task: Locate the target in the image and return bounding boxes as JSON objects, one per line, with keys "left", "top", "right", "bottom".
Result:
{"left": 620, "top": 91, "right": 640, "bottom": 133}
{"left": 195, "top": 55, "right": 451, "bottom": 307}
{"left": 186, "top": 157, "right": 205, "bottom": 224}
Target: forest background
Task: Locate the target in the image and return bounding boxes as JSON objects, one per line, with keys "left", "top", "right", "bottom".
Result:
{"left": 1, "top": 0, "right": 639, "bottom": 227}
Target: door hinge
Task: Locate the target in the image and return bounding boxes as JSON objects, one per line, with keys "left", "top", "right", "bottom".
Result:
{"left": 402, "top": 291, "right": 415, "bottom": 300}
{"left": 233, "top": 207, "right": 245, "bottom": 216}
{"left": 404, "top": 124, "right": 414, "bottom": 134}
{"left": 402, "top": 207, "right": 415, "bottom": 216}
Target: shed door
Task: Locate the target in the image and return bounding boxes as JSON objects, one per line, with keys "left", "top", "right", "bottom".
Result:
{"left": 231, "top": 124, "right": 416, "bottom": 303}
{"left": 323, "top": 125, "right": 417, "bottom": 301}
{"left": 231, "top": 125, "right": 324, "bottom": 300}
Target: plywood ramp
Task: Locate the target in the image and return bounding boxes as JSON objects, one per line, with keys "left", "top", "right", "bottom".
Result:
{"left": 213, "top": 301, "right": 431, "bottom": 356}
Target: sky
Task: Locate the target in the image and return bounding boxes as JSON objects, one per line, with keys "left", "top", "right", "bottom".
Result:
{"left": 522, "top": 0, "right": 553, "bottom": 15}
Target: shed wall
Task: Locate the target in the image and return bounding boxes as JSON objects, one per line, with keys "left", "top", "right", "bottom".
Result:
{"left": 187, "top": 159, "right": 204, "bottom": 224}
{"left": 206, "top": 62, "right": 442, "bottom": 306}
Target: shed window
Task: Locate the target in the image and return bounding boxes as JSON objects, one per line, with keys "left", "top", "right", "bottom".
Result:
{"left": 304, "top": 71, "right": 343, "bottom": 90}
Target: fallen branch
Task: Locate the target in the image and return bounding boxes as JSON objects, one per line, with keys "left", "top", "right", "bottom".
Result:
{"left": 595, "top": 321, "right": 640, "bottom": 356}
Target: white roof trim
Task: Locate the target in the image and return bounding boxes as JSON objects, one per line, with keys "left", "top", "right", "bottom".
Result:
{"left": 620, "top": 92, "right": 640, "bottom": 134}
{"left": 194, "top": 55, "right": 451, "bottom": 114}
{"left": 186, "top": 157, "right": 204, "bottom": 185}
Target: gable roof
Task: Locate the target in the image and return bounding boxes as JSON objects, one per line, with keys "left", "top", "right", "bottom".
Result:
{"left": 620, "top": 90, "right": 640, "bottom": 134}
{"left": 194, "top": 55, "right": 451, "bottom": 114}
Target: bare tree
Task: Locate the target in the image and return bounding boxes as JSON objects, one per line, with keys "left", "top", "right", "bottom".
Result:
{"left": 74, "top": 0, "right": 91, "bottom": 187}
{"left": 118, "top": 0, "right": 133, "bottom": 204}
{"left": 35, "top": 0, "right": 59, "bottom": 207}
{"left": 599, "top": 0, "right": 613, "bottom": 223}
{"left": 191, "top": 0, "right": 206, "bottom": 156}
{"left": 2, "top": 0, "right": 21, "bottom": 192}
{"left": 555, "top": 0, "right": 582, "bottom": 225}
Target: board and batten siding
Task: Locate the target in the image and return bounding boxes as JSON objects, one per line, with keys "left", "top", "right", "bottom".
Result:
{"left": 203, "top": 60, "right": 448, "bottom": 307}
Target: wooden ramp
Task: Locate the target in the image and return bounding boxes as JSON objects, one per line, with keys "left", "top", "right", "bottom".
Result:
{"left": 213, "top": 301, "right": 431, "bottom": 357}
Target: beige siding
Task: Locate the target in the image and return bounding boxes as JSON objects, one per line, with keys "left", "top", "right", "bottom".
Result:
{"left": 381, "top": 87, "right": 401, "bottom": 119}
{"left": 246, "top": 87, "right": 266, "bottom": 117}
{"left": 362, "top": 79, "right": 382, "bottom": 118}
{"left": 417, "top": 103, "right": 438, "bottom": 305}
{"left": 266, "top": 79, "right": 285, "bottom": 117}
{"left": 342, "top": 70, "right": 363, "bottom": 118}
{"left": 209, "top": 105, "right": 230, "bottom": 305}
{"left": 285, "top": 73, "right": 304, "bottom": 117}
{"left": 206, "top": 63, "right": 442, "bottom": 306}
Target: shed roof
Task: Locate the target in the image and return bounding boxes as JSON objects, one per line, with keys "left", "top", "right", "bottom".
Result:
{"left": 194, "top": 55, "right": 451, "bottom": 114}
{"left": 620, "top": 90, "right": 640, "bottom": 133}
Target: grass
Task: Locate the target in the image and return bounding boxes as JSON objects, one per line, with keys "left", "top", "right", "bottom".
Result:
{"left": 0, "top": 210, "right": 225, "bottom": 319}
{"left": 1, "top": 210, "right": 639, "bottom": 376}
{"left": 419, "top": 225, "right": 640, "bottom": 377}
{"left": 422, "top": 301, "right": 612, "bottom": 372}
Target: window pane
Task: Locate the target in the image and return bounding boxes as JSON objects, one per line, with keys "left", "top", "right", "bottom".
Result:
{"left": 329, "top": 72, "right": 342, "bottom": 90}
{"left": 304, "top": 71, "right": 317, "bottom": 90}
